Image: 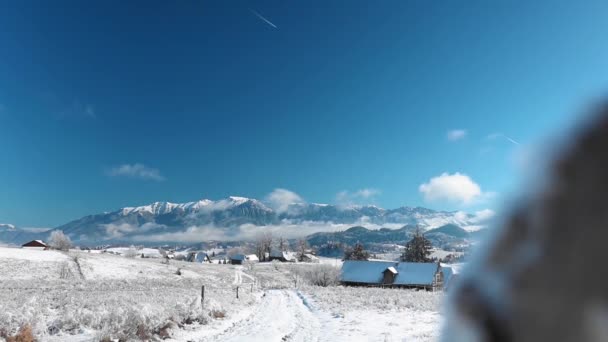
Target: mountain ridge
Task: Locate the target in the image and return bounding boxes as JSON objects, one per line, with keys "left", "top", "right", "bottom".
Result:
{"left": 0, "top": 196, "right": 493, "bottom": 245}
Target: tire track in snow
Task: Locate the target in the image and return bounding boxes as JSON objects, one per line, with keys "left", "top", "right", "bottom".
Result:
{"left": 199, "top": 290, "right": 320, "bottom": 342}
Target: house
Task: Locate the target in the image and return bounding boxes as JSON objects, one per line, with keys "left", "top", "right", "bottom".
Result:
{"left": 230, "top": 254, "right": 246, "bottom": 265}
{"left": 245, "top": 254, "right": 259, "bottom": 263}
{"left": 22, "top": 240, "right": 48, "bottom": 250}
{"left": 269, "top": 249, "right": 296, "bottom": 262}
{"left": 300, "top": 253, "right": 320, "bottom": 263}
{"left": 341, "top": 260, "right": 444, "bottom": 291}
{"left": 195, "top": 252, "right": 211, "bottom": 263}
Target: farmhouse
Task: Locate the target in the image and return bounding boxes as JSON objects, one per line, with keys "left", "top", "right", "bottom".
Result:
{"left": 341, "top": 260, "right": 444, "bottom": 291}
{"left": 195, "top": 252, "right": 211, "bottom": 263}
{"left": 300, "top": 253, "right": 320, "bottom": 263}
{"left": 245, "top": 254, "right": 259, "bottom": 262}
{"left": 230, "top": 254, "right": 246, "bottom": 265}
{"left": 21, "top": 240, "right": 48, "bottom": 250}
{"left": 269, "top": 249, "right": 296, "bottom": 262}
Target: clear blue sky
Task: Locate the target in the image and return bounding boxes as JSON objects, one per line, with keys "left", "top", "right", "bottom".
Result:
{"left": 2, "top": 0, "right": 608, "bottom": 227}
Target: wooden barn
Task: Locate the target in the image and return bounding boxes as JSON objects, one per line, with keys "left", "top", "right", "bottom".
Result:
{"left": 21, "top": 240, "right": 48, "bottom": 250}
{"left": 230, "top": 254, "right": 246, "bottom": 265}
{"left": 341, "top": 260, "right": 444, "bottom": 291}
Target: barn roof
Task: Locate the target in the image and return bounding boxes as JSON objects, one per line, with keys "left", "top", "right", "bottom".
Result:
{"left": 393, "top": 262, "right": 439, "bottom": 286}
{"left": 231, "top": 254, "right": 246, "bottom": 261}
{"left": 22, "top": 240, "right": 48, "bottom": 247}
{"left": 341, "top": 260, "right": 441, "bottom": 286}
{"left": 341, "top": 260, "right": 397, "bottom": 284}
{"left": 195, "top": 252, "right": 209, "bottom": 262}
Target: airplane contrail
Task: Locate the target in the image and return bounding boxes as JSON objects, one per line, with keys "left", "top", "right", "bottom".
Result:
{"left": 250, "top": 9, "right": 277, "bottom": 29}
{"left": 503, "top": 135, "right": 521, "bottom": 146}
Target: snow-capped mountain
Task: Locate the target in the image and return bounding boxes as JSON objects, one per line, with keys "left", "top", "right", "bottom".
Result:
{"left": 0, "top": 197, "right": 493, "bottom": 245}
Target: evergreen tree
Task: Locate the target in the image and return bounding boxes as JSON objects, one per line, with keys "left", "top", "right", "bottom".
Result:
{"left": 344, "top": 242, "right": 370, "bottom": 261}
{"left": 401, "top": 228, "right": 433, "bottom": 262}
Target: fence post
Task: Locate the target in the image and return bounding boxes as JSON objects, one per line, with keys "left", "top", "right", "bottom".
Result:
{"left": 201, "top": 285, "right": 205, "bottom": 308}
{"left": 236, "top": 286, "right": 239, "bottom": 299}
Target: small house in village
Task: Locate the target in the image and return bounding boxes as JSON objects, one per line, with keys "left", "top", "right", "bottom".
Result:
{"left": 341, "top": 260, "right": 444, "bottom": 291}
{"left": 245, "top": 254, "right": 259, "bottom": 263}
{"left": 195, "top": 252, "right": 211, "bottom": 263}
{"left": 230, "top": 254, "right": 246, "bottom": 265}
{"left": 300, "top": 253, "right": 320, "bottom": 263}
{"left": 269, "top": 249, "right": 296, "bottom": 262}
{"left": 21, "top": 240, "right": 48, "bottom": 250}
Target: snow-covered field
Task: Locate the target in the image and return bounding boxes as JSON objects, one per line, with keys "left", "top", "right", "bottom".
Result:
{"left": 0, "top": 247, "right": 444, "bottom": 341}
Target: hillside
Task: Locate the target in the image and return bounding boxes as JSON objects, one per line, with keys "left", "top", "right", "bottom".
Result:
{"left": 308, "top": 224, "right": 477, "bottom": 255}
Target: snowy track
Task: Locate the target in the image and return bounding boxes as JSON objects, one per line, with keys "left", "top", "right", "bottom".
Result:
{"left": 200, "top": 290, "right": 320, "bottom": 342}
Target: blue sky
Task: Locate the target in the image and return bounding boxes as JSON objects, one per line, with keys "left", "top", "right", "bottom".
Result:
{"left": 2, "top": 0, "right": 608, "bottom": 227}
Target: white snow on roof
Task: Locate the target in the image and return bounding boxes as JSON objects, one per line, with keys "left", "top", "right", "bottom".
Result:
{"left": 341, "top": 260, "right": 397, "bottom": 284}
{"left": 393, "top": 263, "right": 438, "bottom": 286}
{"left": 342, "top": 260, "right": 440, "bottom": 286}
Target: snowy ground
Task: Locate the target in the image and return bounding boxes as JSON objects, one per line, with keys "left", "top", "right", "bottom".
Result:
{"left": 0, "top": 247, "right": 444, "bottom": 341}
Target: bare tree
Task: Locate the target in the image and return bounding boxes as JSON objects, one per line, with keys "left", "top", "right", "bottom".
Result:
{"left": 49, "top": 230, "right": 72, "bottom": 251}
{"left": 226, "top": 247, "right": 244, "bottom": 258}
{"left": 297, "top": 239, "right": 308, "bottom": 262}
{"left": 278, "top": 236, "right": 286, "bottom": 251}
{"left": 255, "top": 232, "right": 273, "bottom": 262}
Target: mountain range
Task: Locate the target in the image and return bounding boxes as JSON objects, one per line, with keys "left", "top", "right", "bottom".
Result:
{"left": 0, "top": 196, "right": 492, "bottom": 245}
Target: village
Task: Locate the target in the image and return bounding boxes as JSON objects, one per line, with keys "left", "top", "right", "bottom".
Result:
{"left": 0, "top": 232, "right": 459, "bottom": 341}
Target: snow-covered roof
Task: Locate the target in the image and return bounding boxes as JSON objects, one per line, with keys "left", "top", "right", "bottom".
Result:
{"left": 341, "top": 260, "right": 397, "bottom": 284}
{"left": 231, "top": 254, "right": 246, "bottom": 261}
{"left": 22, "top": 240, "right": 48, "bottom": 248}
{"left": 341, "top": 260, "right": 440, "bottom": 286}
{"left": 303, "top": 253, "right": 319, "bottom": 260}
{"left": 195, "top": 252, "right": 209, "bottom": 262}
{"left": 393, "top": 262, "right": 439, "bottom": 286}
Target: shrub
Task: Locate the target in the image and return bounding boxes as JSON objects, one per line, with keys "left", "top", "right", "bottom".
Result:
{"left": 209, "top": 309, "right": 226, "bottom": 319}
{"left": 3, "top": 324, "right": 35, "bottom": 342}
{"left": 49, "top": 231, "right": 72, "bottom": 251}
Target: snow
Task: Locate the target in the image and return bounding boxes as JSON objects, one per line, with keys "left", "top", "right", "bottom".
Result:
{"left": 0, "top": 247, "right": 68, "bottom": 262}
{"left": 300, "top": 286, "right": 443, "bottom": 341}
{"left": 0, "top": 247, "right": 444, "bottom": 341}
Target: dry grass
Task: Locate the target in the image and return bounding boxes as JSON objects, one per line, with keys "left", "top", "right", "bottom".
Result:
{"left": 2, "top": 324, "right": 35, "bottom": 342}
{"left": 209, "top": 309, "right": 226, "bottom": 319}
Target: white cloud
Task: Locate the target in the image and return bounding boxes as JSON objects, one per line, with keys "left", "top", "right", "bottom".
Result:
{"left": 335, "top": 188, "right": 380, "bottom": 207}
{"left": 107, "top": 163, "right": 165, "bottom": 181}
{"left": 419, "top": 172, "right": 491, "bottom": 205}
{"left": 20, "top": 227, "right": 53, "bottom": 233}
{"left": 471, "top": 209, "right": 495, "bottom": 222}
{"left": 447, "top": 129, "right": 467, "bottom": 141}
{"left": 102, "top": 222, "right": 165, "bottom": 239}
{"left": 265, "top": 189, "right": 304, "bottom": 213}
{"left": 130, "top": 218, "right": 403, "bottom": 243}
